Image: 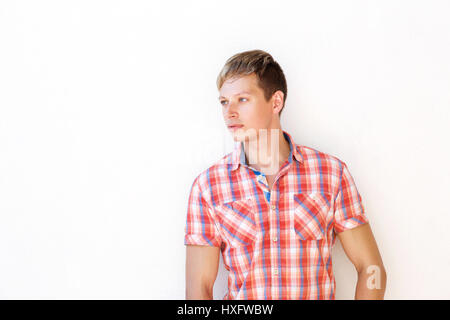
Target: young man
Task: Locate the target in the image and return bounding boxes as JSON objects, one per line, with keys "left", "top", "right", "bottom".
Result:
{"left": 184, "top": 50, "right": 386, "bottom": 300}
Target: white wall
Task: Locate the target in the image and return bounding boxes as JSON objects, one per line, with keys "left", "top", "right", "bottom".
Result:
{"left": 0, "top": 0, "right": 449, "bottom": 299}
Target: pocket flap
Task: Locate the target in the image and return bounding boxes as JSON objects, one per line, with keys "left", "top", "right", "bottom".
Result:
{"left": 214, "top": 198, "right": 257, "bottom": 247}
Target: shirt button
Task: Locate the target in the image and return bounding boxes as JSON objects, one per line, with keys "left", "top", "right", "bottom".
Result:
{"left": 271, "top": 205, "right": 276, "bottom": 210}
{"left": 273, "top": 268, "right": 278, "bottom": 275}
{"left": 273, "top": 237, "right": 278, "bottom": 242}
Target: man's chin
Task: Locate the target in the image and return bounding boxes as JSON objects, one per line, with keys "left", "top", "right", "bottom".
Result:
{"left": 231, "top": 129, "right": 257, "bottom": 142}
{"left": 230, "top": 128, "right": 258, "bottom": 142}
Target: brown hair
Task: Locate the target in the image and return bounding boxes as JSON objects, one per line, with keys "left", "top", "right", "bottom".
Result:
{"left": 216, "top": 49, "right": 288, "bottom": 115}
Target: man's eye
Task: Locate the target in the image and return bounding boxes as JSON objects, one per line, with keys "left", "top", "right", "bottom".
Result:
{"left": 220, "top": 98, "right": 247, "bottom": 105}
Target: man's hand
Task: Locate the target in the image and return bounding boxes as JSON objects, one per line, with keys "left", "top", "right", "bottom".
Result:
{"left": 337, "top": 223, "right": 387, "bottom": 299}
{"left": 185, "top": 245, "right": 221, "bottom": 299}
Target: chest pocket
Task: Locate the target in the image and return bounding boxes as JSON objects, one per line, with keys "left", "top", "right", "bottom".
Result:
{"left": 214, "top": 198, "right": 257, "bottom": 247}
{"left": 292, "top": 192, "right": 331, "bottom": 240}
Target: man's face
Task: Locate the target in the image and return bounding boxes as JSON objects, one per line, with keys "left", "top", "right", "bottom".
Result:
{"left": 218, "top": 73, "right": 275, "bottom": 142}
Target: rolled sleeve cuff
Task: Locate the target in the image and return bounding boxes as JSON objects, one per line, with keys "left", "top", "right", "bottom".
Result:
{"left": 334, "top": 214, "right": 369, "bottom": 234}
{"left": 184, "top": 233, "right": 222, "bottom": 247}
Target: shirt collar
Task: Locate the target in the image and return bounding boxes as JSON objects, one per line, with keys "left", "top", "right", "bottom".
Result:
{"left": 230, "top": 130, "right": 304, "bottom": 171}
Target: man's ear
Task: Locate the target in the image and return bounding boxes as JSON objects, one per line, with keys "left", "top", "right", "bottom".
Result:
{"left": 272, "top": 90, "right": 284, "bottom": 114}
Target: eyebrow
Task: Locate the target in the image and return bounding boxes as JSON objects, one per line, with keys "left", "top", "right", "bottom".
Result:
{"left": 218, "top": 91, "right": 252, "bottom": 100}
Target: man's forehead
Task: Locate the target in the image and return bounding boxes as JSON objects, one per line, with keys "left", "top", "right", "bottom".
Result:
{"left": 219, "top": 83, "right": 259, "bottom": 99}
{"left": 218, "top": 89, "right": 254, "bottom": 99}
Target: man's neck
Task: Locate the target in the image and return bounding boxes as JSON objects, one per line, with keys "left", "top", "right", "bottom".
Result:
{"left": 242, "top": 128, "right": 291, "bottom": 176}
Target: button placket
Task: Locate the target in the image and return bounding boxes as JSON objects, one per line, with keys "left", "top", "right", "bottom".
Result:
{"left": 266, "top": 168, "right": 291, "bottom": 294}
{"left": 268, "top": 202, "right": 280, "bottom": 287}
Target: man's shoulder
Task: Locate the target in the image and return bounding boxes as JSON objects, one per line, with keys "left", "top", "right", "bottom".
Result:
{"left": 297, "top": 144, "right": 345, "bottom": 171}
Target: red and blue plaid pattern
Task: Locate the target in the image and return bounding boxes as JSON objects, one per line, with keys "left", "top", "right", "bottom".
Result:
{"left": 184, "top": 131, "right": 369, "bottom": 300}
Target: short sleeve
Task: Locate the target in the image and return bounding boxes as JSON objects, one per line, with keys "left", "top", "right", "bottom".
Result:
{"left": 333, "top": 161, "right": 369, "bottom": 233}
{"left": 184, "top": 178, "right": 222, "bottom": 247}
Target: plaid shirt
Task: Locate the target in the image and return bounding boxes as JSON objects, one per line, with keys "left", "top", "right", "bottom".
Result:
{"left": 184, "top": 131, "right": 369, "bottom": 300}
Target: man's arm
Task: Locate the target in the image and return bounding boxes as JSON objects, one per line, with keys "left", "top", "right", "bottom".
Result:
{"left": 185, "top": 245, "right": 220, "bottom": 299}
{"left": 337, "top": 223, "right": 387, "bottom": 299}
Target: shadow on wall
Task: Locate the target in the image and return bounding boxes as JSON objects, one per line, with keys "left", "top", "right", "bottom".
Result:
{"left": 213, "top": 254, "right": 229, "bottom": 300}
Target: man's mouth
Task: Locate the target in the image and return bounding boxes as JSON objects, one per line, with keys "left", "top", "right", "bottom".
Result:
{"left": 228, "top": 124, "right": 244, "bottom": 130}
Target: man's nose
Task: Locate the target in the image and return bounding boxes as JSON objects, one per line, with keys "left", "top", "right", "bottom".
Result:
{"left": 226, "top": 102, "right": 238, "bottom": 119}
